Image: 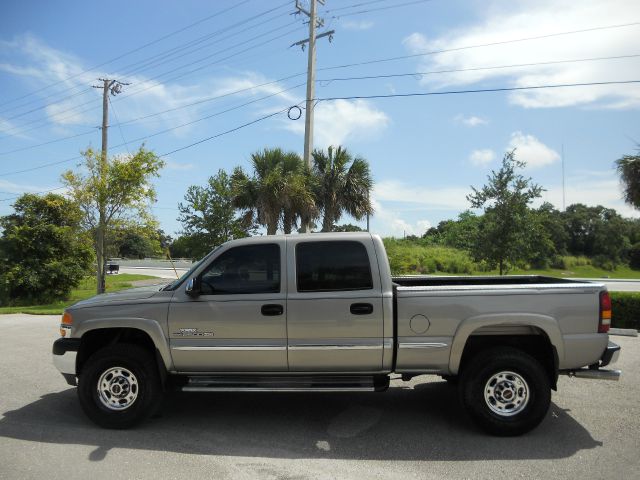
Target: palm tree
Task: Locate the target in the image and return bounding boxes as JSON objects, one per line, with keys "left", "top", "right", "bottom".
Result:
{"left": 616, "top": 153, "right": 640, "bottom": 209}
{"left": 231, "top": 148, "right": 317, "bottom": 235}
{"left": 312, "top": 146, "right": 373, "bottom": 232}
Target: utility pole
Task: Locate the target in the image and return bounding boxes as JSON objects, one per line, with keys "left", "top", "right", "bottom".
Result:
{"left": 292, "top": 0, "right": 334, "bottom": 232}
{"left": 91, "top": 78, "right": 128, "bottom": 294}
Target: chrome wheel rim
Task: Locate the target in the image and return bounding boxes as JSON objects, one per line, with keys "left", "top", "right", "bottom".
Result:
{"left": 97, "top": 367, "right": 139, "bottom": 411}
{"left": 484, "top": 371, "right": 529, "bottom": 417}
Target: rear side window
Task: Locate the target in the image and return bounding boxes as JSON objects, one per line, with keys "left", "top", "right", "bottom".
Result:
{"left": 200, "top": 244, "right": 280, "bottom": 294}
{"left": 296, "top": 241, "right": 373, "bottom": 292}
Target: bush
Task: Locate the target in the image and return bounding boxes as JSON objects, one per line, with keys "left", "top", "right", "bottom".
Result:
{"left": 383, "top": 239, "right": 475, "bottom": 275}
{"left": 0, "top": 194, "right": 93, "bottom": 306}
{"left": 629, "top": 243, "right": 640, "bottom": 270}
{"left": 610, "top": 292, "right": 640, "bottom": 330}
{"left": 550, "top": 255, "right": 591, "bottom": 270}
{"left": 592, "top": 255, "right": 616, "bottom": 271}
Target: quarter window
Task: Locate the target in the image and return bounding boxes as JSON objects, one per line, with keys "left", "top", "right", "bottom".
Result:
{"left": 296, "top": 241, "right": 373, "bottom": 292}
{"left": 199, "top": 244, "right": 280, "bottom": 294}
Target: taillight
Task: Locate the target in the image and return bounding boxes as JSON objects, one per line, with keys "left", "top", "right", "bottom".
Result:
{"left": 599, "top": 291, "right": 611, "bottom": 334}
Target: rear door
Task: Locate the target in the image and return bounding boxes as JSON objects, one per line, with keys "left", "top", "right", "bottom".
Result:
{"left": 168, "top": 241, "right": 287, "bottom": 372}
{"left": 286, "top": 237, "right": 385, "bottom": 372}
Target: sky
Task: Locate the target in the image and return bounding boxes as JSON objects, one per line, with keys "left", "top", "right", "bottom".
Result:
{"left": 0, "top": 0, "right": 639, "bottom": 238}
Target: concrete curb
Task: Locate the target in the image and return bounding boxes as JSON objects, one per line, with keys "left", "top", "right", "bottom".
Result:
{"left": 609, "top": 328, "right": 639, "bottom": 337}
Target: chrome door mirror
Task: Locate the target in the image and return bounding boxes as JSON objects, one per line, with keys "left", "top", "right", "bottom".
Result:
{"left": 185, "top": 277, "right": 200, "bottom": 296}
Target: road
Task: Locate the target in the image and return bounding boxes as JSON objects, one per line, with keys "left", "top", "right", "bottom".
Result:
{"left": 120, "top": 267, "right": 640, "bottom": 291}
{"left": 0, "top": 314, "right": 638, "bottom": 480}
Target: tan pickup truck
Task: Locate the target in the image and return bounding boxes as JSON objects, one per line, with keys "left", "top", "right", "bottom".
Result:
{"left": 53, "top": 232, "right": 621, "bottom": 435}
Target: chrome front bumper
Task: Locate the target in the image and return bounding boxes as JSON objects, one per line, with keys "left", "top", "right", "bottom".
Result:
{"left": 52, "top": 338, "right": 80, "bottom": 385}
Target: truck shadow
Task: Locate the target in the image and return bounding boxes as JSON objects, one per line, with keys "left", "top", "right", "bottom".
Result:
{"left": 0, "top": 380, "right": 602, "bottom": 462}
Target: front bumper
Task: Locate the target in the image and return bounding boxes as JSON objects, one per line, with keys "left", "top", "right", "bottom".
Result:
{"left": 52, "top": 338, "right": 81, "bottom": 386}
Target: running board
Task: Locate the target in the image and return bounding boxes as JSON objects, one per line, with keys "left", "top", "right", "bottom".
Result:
{"left": 563, "top": 368, "right": 621, "bottom": 381}
{"left": 181, "top": 375, "right": 390, "bottom": 392}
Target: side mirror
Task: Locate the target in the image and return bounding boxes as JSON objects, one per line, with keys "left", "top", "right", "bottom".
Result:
{"left": 185, "top": 277, "right": 200, "bottom": 297}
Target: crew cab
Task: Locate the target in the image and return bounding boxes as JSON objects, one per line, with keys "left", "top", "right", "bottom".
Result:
{"left": 52, "top": 232, "right": 621, "bottom": 435}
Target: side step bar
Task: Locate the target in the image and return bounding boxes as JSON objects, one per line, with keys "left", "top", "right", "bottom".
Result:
{"left": 181, "top": 375, "right": 390, "bottom": 392}
{"left": 562, "top": 368, "right": 621, "bottom": 381}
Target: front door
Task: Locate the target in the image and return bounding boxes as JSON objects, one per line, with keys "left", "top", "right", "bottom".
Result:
{"left": 168, "top": 241, "right": 287, "bottom": 372}
{"left": 286, "top": 238, "right": 385, "bottom": 372}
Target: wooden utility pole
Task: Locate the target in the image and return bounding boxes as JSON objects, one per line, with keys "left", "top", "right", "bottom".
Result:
{"left": 292, "top": 0, "right": 334, "bottom": 232}
{"left": 91, "top": 78, "right": 128, "bottom": 294}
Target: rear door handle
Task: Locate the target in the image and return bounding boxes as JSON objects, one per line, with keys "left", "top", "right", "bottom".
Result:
{"left": 350, "top": 303, "right": 373, "bottom": 315}
{"left": 261, "top": 304, "right": 284, "bottom": 316}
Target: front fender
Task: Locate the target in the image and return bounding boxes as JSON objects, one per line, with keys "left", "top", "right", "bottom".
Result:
{"left": 74, "top": 317, "right": 173, "bottom": 371}
{"left": 448, "top": 313, "right": 564, "bottom": 375}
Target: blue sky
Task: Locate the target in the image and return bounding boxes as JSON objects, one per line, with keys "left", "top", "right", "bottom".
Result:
{"left": 1, "top": 0, "right": 639, "bottom": 237}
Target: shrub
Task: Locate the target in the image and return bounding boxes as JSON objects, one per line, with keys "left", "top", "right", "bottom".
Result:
{"left": 610, "top": 292, "right": 640, "bottom": 330}
{"left": 0, "top": 194, "right": 93, "bottom": 305}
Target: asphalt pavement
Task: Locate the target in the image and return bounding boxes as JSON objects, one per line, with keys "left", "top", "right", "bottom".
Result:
{"left": 0, "top": 314, "right": 638, "bottom": 480}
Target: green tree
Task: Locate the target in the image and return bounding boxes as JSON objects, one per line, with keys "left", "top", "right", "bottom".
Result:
{"left": 312, "top": 146, "right": 373, "bottom": 232}
{"left": 62, "top": 146, "right": 164, "bottom": 294}
{"left": 434, "top": 211, "right": 481, "bottom": 251}
{"left": 178, "top": 169, "right": 253, "bottom": 257}
{"left": 467, "top": 151, "right": 545, "bottom": 275}
{"left": 332, "top": 223, "right": 365, "bottom": 232}
{"left": 615, "top": 151, "right": 640, "bottom": 208}
{"left": 0, "top": 193, "right": 93, "bottom": 305}
{"left": 232, "top": 148, "right": 315, "bottom": 234}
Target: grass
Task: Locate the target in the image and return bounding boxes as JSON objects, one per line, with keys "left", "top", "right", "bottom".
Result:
{"left": 473, "top": 264, "right": 640, "bottom": 279}
{"left": 0, "top": 274, "right": 158, "bottom": 315}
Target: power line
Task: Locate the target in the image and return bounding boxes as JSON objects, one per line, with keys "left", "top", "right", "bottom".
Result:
{"left": 327, "top": 0, "right": 434, "bottom": 17}
{"left": 318, "top": 21, "right": 640, "bottom": 71}
{"left": 0, "top": 1, "right": 290, "bottom": 122}
{"left": 316, "top": 53, "right": 640, "bottom": 83}
{"left": 0, "top": 22, "right": 303, "bottom": 138}
{"left": 0, "top": 129, "right": 97, "bottom": 156}
{"left": 0, "top": 0, "right": 254, "bottom": 111}
{"left": 3, "top": 53, "right": 638, "bottom": 156}
{"left": 108, "top": 96, "right": 131, "bottom": 156}
{"left": 315, "top": 79, "right": 640, "bottom": 101}
{"left": 0, "top": 107, "right": 293, "bottom": 201}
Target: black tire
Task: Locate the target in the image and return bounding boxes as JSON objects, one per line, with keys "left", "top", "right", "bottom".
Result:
{"left": 459, "top": 347, "right": 551, "bottom": 436}
{"left": 77, "top": 344, "right": 162, "bottom": 429}
{"left": 441, "top": 375, "right": 459, "bottom": 385}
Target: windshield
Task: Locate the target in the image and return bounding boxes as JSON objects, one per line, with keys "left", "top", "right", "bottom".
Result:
{"left": 162, "top": 245, "right": 222, "bottom": 291}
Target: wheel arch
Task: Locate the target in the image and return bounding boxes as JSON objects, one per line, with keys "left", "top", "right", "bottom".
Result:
{"left": 75, "top": 319, "right": 172, "bottom": 374}
{"left": 449, "top": 313, "right": 563, "bottom": 387}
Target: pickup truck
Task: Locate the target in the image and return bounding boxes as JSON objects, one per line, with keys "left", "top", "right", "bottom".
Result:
{"left": 52, "top": 232, "right": 621, "bottom": 435}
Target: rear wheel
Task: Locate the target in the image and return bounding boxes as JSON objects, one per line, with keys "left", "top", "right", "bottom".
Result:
{"left": 459, "top": 347, "right": 550, "bottom": 436}
{"left": 77, "top": 344, "right": 162, "bottom": 429}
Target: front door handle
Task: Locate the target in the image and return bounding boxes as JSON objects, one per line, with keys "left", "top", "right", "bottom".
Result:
{"left": 350, "top": 303, "right": 373, "bottom": 315}
{"left": 261, "top": 304, "right": 284, "bottom": 316}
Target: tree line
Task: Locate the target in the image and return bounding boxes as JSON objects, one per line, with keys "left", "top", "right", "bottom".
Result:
{"left": 1, "top": 142, "right": 638, "bottom": 305}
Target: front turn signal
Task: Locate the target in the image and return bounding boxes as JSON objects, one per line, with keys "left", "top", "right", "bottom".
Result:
{"left": 60, "top": 311, "right": 73, "bottom": 337}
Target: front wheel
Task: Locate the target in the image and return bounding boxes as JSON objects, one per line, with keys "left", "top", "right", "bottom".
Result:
{"left": 459, "top": 347, "right": 551, "bottom": 436}
{"left": 77, "top": 344, "right": 162, "bottom": 429}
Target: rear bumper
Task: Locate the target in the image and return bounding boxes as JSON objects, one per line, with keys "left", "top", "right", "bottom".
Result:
{"left": 52, "top": 338, "right": 80, "bottom": 385}
{"left": 560, "top": 340, "right": 621, "bottom": 381}
{"left": 600, "top": 341, "right": 620, "bottom": 367}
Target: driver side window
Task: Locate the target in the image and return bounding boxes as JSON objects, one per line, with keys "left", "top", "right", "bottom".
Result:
{"left": 199, "top": 244, "right": 280, "bottom": 295}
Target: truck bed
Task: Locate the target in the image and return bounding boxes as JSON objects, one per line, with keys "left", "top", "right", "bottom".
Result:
{"left": 393, "top": 275, "right": 593, "bottom": 288}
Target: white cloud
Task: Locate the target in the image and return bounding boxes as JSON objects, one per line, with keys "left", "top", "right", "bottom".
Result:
{"left": 374, "top": 180, "right": 470, "bottom": 210}
{"left": 402, "top": 0, "right": 640, "bottom": 109}
{"left": 455, "top": 114, "right": 488, "bottom": 126}
{"left": 0, "top": 35, "right": 303, "bottom": 138}
{"left": 164, "top": 160, "right": 194, "bottom": 171}
{"left": 469, "top": 149, "right": 496, "bottom": 166}
{"left": 341, "top": 20, "right": 375, "bottom": 31}
{"left": 371, "top": 198, "right": 432, "bottom": 237}
{"left": 0, "top": 179, "right": 61, "bottom": 195}
{"left": 284, "top": 99, "right": 389, "bottom": 147}
{"left": 508, "top": 131, "right": 559, "bottom": 168}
